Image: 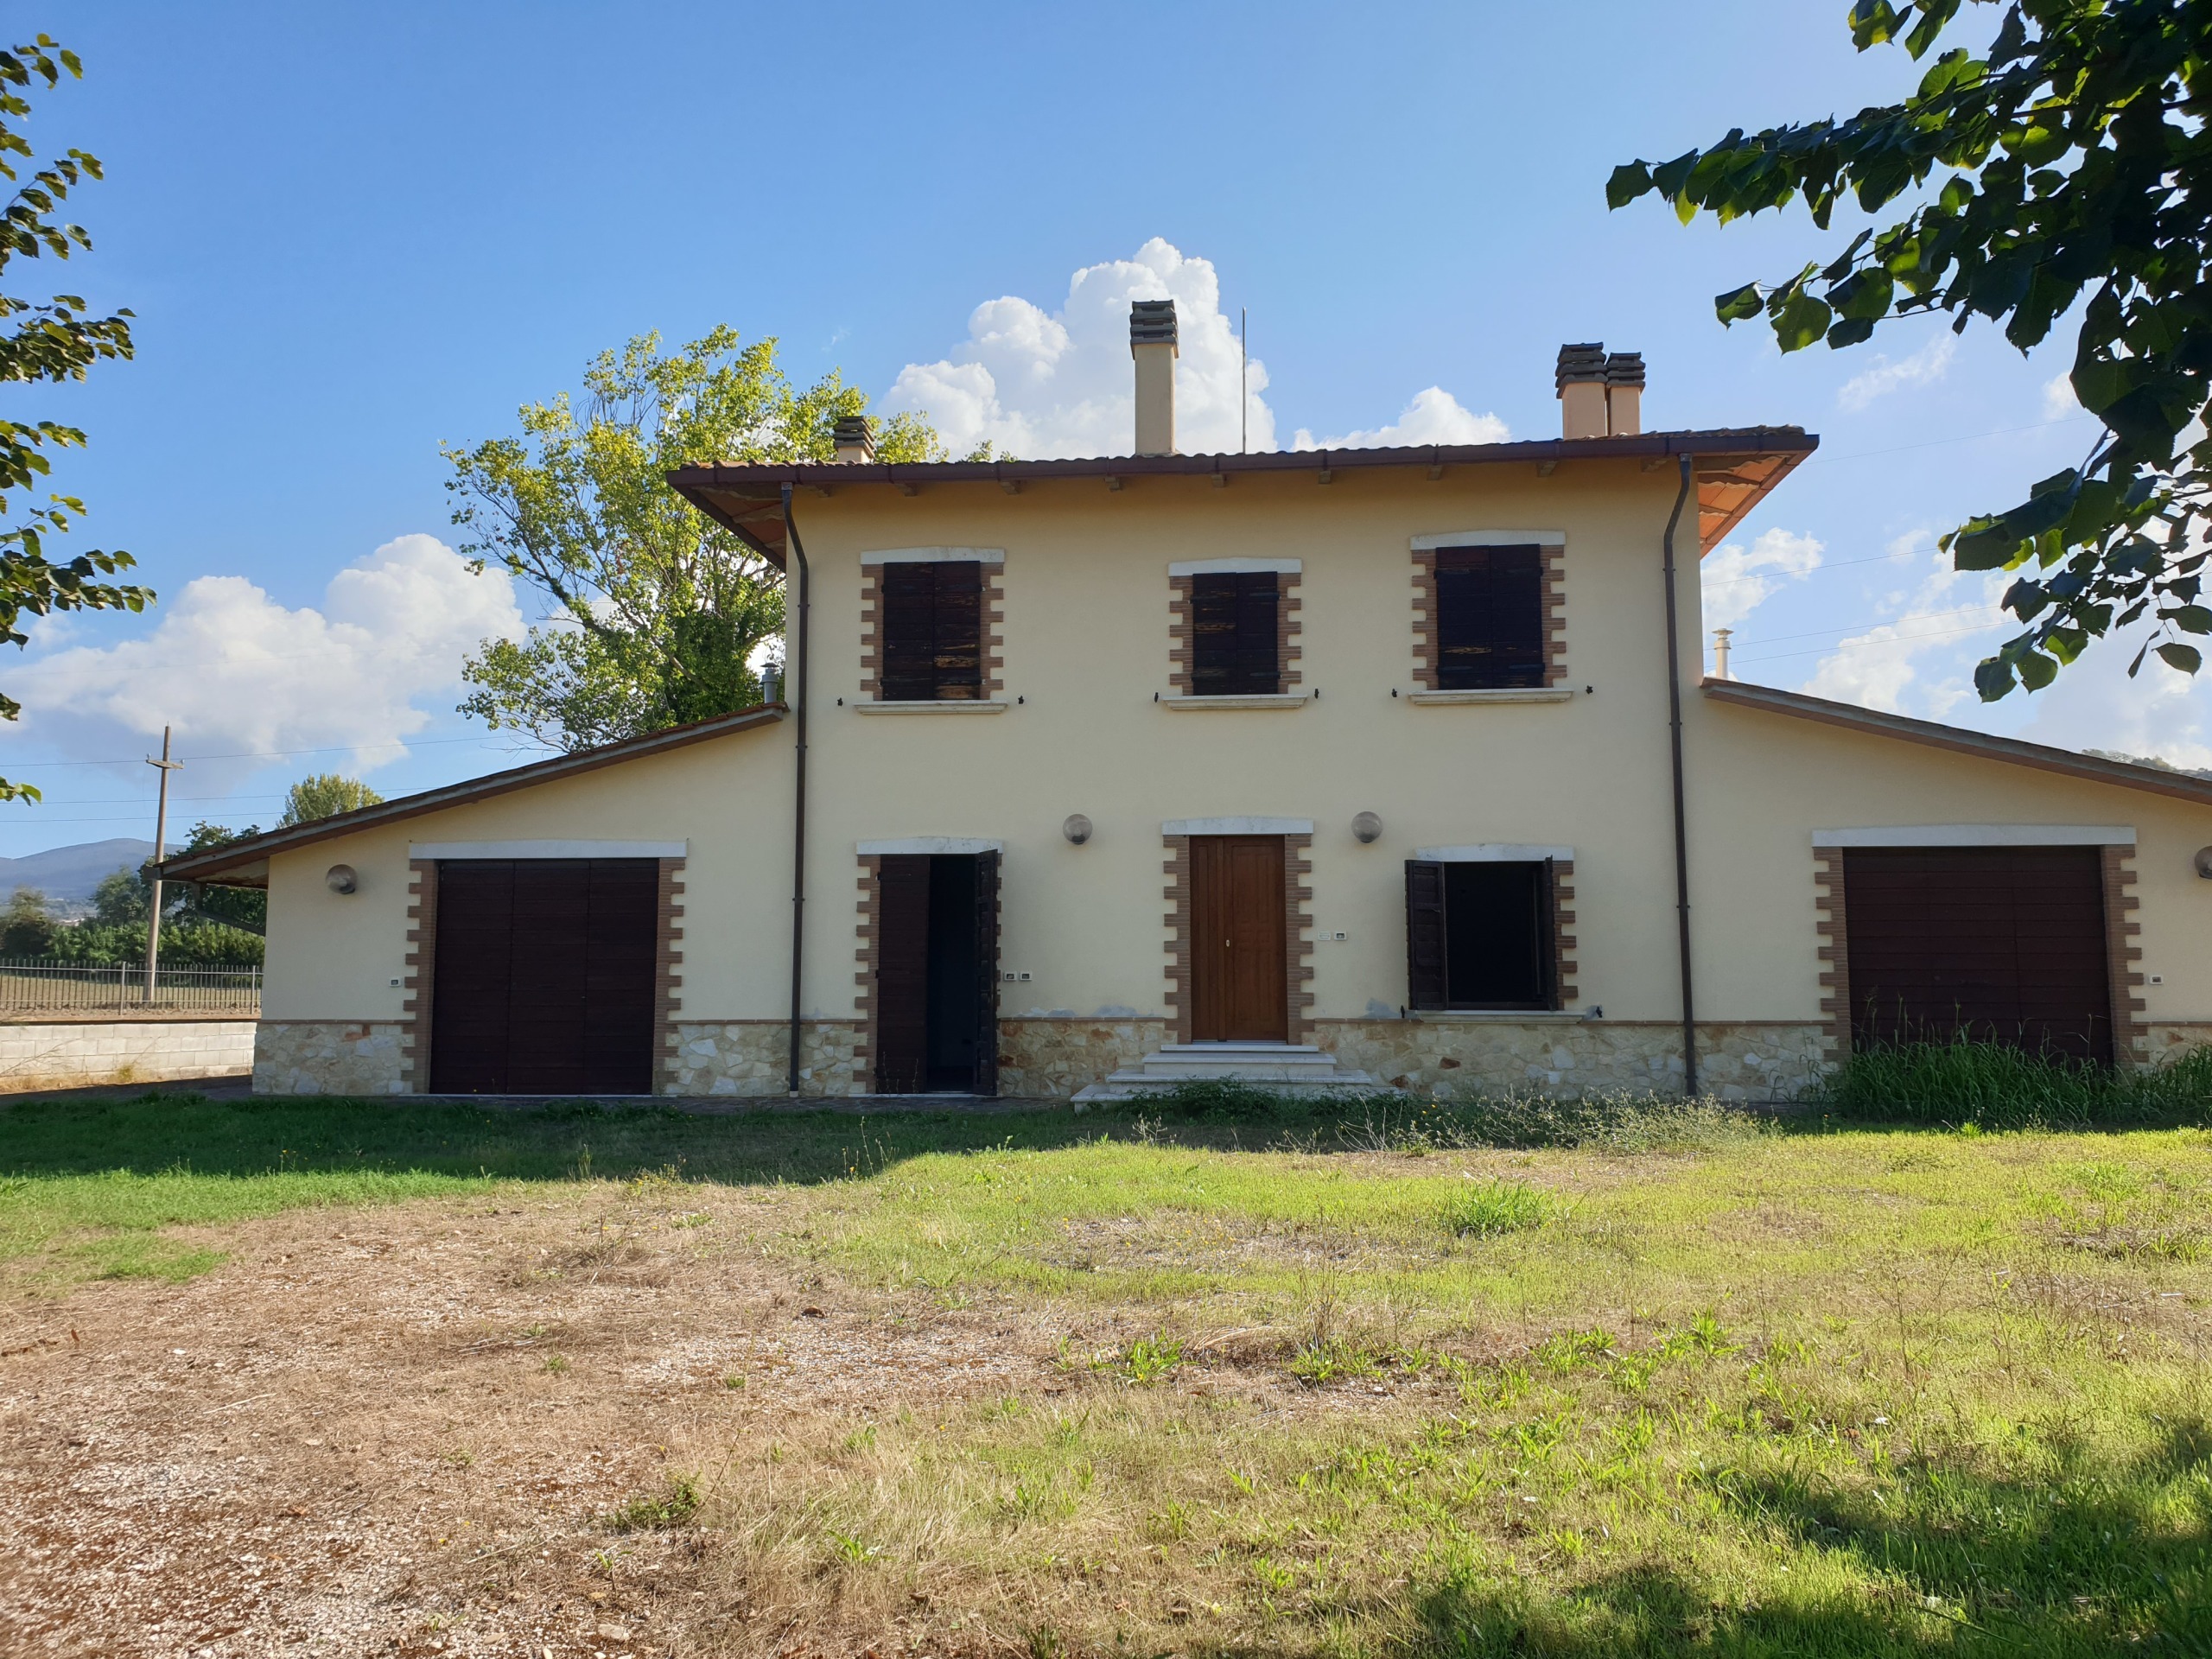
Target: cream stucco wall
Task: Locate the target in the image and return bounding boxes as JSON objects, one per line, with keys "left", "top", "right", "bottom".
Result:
{"left": 256, "top": 460, "right": 2212, "bottom": 1089}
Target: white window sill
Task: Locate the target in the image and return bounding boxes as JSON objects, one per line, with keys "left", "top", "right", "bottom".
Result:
{"left": 1410, "top": 1009, "right": 1590, "bottom": 1023}
{"left": 854, "top": 700, "right": 1007, "bottom": 715}
{"left": 1160, "top": 693, "right": 1309, "bottom": 711}
{"left": 1406, "top": 688, "right": 1575, "bottom": 705}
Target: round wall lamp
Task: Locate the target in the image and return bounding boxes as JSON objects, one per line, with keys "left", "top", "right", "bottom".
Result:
{"left": 2196, "top": 845, "right": 2212, "bottom": 880}
{"left": 326, "top": 863, "right": 359, "bottom": 895}
{"left": 1351, "top": 811, "right": 1383, "bottom": 844}
{"left": 1063, "top": 814, "right": 1093, "bottom": 846}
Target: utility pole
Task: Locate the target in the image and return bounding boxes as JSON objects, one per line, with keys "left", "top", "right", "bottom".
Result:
{"left": 143, "top": 726, "right": 181, "bottom": 1001}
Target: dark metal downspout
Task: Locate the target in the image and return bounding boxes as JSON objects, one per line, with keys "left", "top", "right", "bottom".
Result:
{"left": 783, "top": 484, "right": 810, "bottom": 1096}
{"left": 1661, "top": 453, "right": 1700, "bottom": 1096}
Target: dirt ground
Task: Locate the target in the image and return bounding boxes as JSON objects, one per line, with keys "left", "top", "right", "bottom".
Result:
{"left": 0, "top": 1185, "right": 1084, "bottom": 1659}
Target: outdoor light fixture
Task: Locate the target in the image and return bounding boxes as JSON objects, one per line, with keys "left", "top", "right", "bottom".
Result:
{"left": 2196, "top": 846, "right": 2212, "bottom": 880}
{"left": 1063, "top": 814, "right": 1093, "bottom": 845}
{"left": 326, "top": 864, "right": 359, "bottom": 894}
{"left": 1351, "top": 811, "right": 1382, "bottom": 843}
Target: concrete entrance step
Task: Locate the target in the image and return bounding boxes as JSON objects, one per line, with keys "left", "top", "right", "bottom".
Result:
{"left": 1072, "top": 1042, "right": 1385, "bottom": 1102}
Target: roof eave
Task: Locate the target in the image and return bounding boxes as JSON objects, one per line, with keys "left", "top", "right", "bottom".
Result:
{"left": 1703, "top": 678, "right": 2212, "bottom": 807}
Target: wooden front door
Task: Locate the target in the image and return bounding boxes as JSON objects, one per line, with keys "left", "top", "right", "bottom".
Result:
{"left": 1189, "top": 836, "right": 1287, "bottom": 1041}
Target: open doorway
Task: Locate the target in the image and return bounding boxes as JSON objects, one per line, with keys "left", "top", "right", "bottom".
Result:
{"left": 873, "top": 851, "right": 1001, "bottom": 1093}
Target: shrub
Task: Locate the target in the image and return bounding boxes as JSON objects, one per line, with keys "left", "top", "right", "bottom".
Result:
{"left": 1810, "top": 1039, "right": 2212, "bottom": 1128}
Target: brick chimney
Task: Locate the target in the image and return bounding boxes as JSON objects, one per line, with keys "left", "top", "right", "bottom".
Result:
{"left": 1130, "top": 299, "right": 1178, "bottom": 456}
{"left": 832, "top": 414, "right": 877, "bottom": 464}
{"left": 1555, "top": 343, "right": 1609, "bottom": 439}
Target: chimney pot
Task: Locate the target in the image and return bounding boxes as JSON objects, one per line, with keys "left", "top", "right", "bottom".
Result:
{"left": 831, "top": 414, "right": 877, "bottom": 465}
{"left": 1130, "top": 300, "right": 1179, "bottom": 456}
{"left": 1555, "top": 342, "right": 1610, "bottom": 440}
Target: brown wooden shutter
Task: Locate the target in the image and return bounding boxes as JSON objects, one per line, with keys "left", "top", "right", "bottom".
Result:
{"left": 932, "top": 561, "right": 983, "bottom": 698}
{"left": 874, "top": 855, "right": 931, "bottom": 1091}
{"left": 1234, "top": 572, "right": 1279, "bottom": 694}
{"left": 972, "top": 849, "right": 1001, "bottom": 1096}
{"left": 1537, "top": 857, "right": 1561, "bottom": 1010}
{"left": 1435, "top": 545, "right": 1544, "bottom": 690}
{"left": 1405, "top": 860, "right": 1446, "bottom": 1011}
{"left": 1191, "top": 572, "right": 1279, "bottom": 696}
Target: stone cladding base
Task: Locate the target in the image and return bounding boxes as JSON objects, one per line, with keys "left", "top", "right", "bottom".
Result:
{"left": 1312, "top": 1019, "right": 1832, "bottom": 1101}
{"left": 253, "top": 1020, "right": 410, "bottom": 1096}
{"left": 667, "top": 1021, "right": 863, "bottom": 1096}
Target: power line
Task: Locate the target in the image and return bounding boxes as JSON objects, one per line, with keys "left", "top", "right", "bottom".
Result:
{"left": 1732, "top": 601, "right": 2003, "bottom": 649}
{"left": 0, "top": 733, "right": 538, "bottom": 771}
{"left": 1731, "top": 619, "right": 2009, "bottom": 666}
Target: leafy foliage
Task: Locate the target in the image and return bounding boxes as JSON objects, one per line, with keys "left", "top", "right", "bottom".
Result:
{"left": 0, "top": 882, "right": 54, "bottom": 956}
{"left": 175, "top": 820, "right": 265, "bottom": 933}
{"left": 1608, "top": 0, "right": 2212, "bottom": 699}
{"left": 448, "top": 328, "right": 943, "bottom": 752}
{"left": 0, "top": 36, "right": 149, "bottom": 797}
{"left": 278, "top": 772, "right": 383, "bottom": 826}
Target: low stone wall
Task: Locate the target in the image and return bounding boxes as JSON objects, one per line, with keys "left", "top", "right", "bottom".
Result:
{"left": 2140, "top": 1023, "right": 2212, "bottom": 1069}
{"left": 253, "top": 1020, "right": 410, "bottom": 1096}
{"left": 1312, "top": 1018, "right": 1831, "bottom": 1101}
{"left": 0, "top": 1017, "right": 256, "bottom": 1094}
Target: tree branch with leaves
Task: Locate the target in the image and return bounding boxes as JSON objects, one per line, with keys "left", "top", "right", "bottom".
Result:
{"left": 1609, "top": 0, "right": 2210, "bottom": 699}
{"left": 0, "top": 35, "right": 149, "bottom": 798}
{"left": 447, "top": 327, "right": 943, "bottom": 751}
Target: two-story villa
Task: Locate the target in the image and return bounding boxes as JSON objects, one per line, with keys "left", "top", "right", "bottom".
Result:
{"left": 168, "top": 303, "right": 2212, "bottom": 1100}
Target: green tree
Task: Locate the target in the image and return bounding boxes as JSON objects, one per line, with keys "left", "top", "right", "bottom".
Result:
{"left": 279, "top": 774, "right": 384, "bottom": 826}
{"left": 0, "top": 36, "right": 149, "bottom": 798}
{"left": 0, "top": 883, "right": 53, "bottom": 956}
{"left": 1608, "top": 0, "right": 2211, "bottom": 700}
{"left": 175, "top": 820, "right": 266, "bottom": 932}
{"left": 448, "top": 327, "right": 944, "bottom": 751}
{"left": 90, "top": 864, "right": 147, "bottom": 927}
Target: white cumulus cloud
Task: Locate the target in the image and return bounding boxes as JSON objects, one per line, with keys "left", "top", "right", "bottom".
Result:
{"left": 1837, "top": 333, "right": 1959, "bottom": 412}
{"left": 1700, "top": 526, "right": 1824, "bottom": 633}
{"left": 1293, "top": 386, "right": 1509, "bottom": 451}
{"left": 883, "top": 238, "right": 1272, "bottom": 461}
{"left": 1798, "top": 532, "right": 2005, "bottom": 716}
{"left": 14, "top": 534, "right": 523, "bottom": 785}
{"left": 2042, "top": 370, "right": 2081, "bottom": 420}
{"left": 881, "top": 237, "right": 1505, "bottom": 461}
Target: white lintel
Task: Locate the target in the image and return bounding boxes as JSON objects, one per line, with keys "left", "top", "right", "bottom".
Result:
{"left": 1166, "top": 556, "right": 1302, "bottom": 576}
{"left": 1410, "top": 529, "right": 1566, "bottom": 550}
{"left": 410, "top": 840, "right": 687, "bottom": 860}
{"left": 857, "top": 546, "right": 1006, "bottom": 565}
{"left": 1162, "top": 817, "right": 1314, "bottom": 836}
{"left": 1811, "top": 824, "right": 2135, "bottom": 848}
{"left": 1414, "top": 843, "right": 1575, "bottom": 862}
{"left": 855, "top": 836, "right": 1005, "bottom": 856}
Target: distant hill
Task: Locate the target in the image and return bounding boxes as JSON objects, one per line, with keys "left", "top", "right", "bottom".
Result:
{"left": 0, "top": 838, "right": 155, "bottom": 912}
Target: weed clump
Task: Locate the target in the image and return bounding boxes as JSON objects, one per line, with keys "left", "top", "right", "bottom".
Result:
{"left": 602, "top": 1473, "right": 702, "bottom": 1532}
{"left": 1441, "top": 1178, "right": 1551, "bottom": 1237}
{"left": 1810, "top": 1039, "right": 2212, "bottom": 1128}
{"left": 1095, "top": 1332, "right": 1183, "bottom": 1385}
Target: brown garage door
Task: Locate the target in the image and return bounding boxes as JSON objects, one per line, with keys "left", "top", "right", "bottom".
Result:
{"left": 1843, "top": 846, "right": 2111, "bottom": 1063}
{"left": 429, "top": 860, "right": 659, "bottom": 1094}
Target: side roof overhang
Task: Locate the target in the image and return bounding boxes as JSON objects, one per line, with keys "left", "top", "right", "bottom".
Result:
{"left": 669, "top": 428, "right": 1818, "bottom": 569}
{"left": 1703, "top": 678, "right": 2212, "bottom": 808}
{"left": 160, "top": 703, "right": 787, "bottom": 887}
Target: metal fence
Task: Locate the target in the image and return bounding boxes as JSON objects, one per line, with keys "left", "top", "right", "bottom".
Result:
{"left": 0, "top": 959, "right": 263, "bottom": 1016}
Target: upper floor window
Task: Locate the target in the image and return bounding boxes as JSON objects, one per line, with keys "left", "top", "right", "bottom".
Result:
{"left": 1433, "top": 545, "right": 1545, "bottom": 690}
{"left": 880, "top": 560, "right": 983, "bottom": 701}
{"left": 1191, "top": 572, "right": 1280, "bottom": 696}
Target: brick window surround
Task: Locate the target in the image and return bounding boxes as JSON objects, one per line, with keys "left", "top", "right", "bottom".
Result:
{"left": 1161, "top": 831, "right": 1314, "bottom": 1044}
{"left": 860, "top": 549, "right": 1004, "bottom": 702}
{"left": 853, "top": 853, "right": 886, "bottom": 1088}
{"left": 1411, "top": 534, "right": 1566, "bottom": 690}
{"left": 399, "top": 855, "right": 688, "bottom": 1094}
{"left": 1811, "top": 840, "right": 2144, "bottom": 1065}
{"left": 1168, "top": 562, "right": 1302, "bottom": 696}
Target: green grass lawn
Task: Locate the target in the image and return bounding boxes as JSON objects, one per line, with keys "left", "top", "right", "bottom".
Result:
{"left": 3, "top": 1089, "right": 2209, "bottom": 1655}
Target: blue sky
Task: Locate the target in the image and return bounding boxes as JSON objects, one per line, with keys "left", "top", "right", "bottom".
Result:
{"left": 3, "top": 1, "right": 2202, "bottom": 858}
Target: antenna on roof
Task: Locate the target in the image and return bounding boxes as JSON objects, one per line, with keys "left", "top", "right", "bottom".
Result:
{"left": 1240, "top": 307, "right": 1248, "bottom": 455}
